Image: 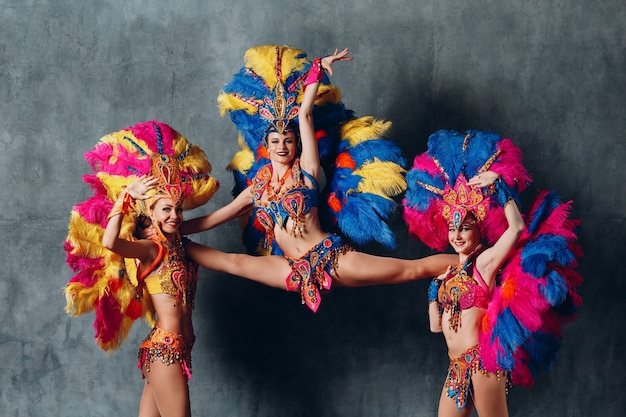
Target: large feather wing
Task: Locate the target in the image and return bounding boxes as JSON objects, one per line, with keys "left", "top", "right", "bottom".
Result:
{"left": 479, "top": 190, "right": 583, "bottom": 386}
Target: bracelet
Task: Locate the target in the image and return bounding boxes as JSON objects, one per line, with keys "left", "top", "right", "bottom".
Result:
{"left": 427, "top": 278, "right": 442, "bottom": 303}
{"left": 303, "top": 57, "right": 324, "bottom": 89}
{"left": 106, "top": 187, "right": 133, "bottom": 221}
{"left": 490, "top": 177, "right": 519, "bottom": 208}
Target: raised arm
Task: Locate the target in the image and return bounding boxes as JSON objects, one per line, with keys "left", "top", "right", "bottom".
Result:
{"left": 471, "top": 172, "right": 525, "bottom": 284}
{"left": 298, "top": 48, "right": 352, "bottom": 179}
{"left": 102, "top": 176, "right": 158, "bottom": 261}
{"left": 180, "top": 185, "right": 254, "bottom": 235}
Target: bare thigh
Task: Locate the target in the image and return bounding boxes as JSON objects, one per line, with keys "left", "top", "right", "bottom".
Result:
{"left": 138, "top": 380, "right": 160, "bottom": 417}
{"left": 141, "top": 361, "right": 191, "bottom": 417}
{"left": 470, "top": 371, "right": 509, "bottom": 417}
{"left": 186, "top": 242, "right": 291, "bottom": 289}
{"left": 332, "top": 251, "right": 455, "bottom": 287}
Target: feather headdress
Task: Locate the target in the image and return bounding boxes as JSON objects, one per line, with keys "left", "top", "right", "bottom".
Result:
{"left": 218, "top": 45, "right": 407, "bottom": 253}
{"left": 403, "top": 130, "right": 531, "bottom": 251}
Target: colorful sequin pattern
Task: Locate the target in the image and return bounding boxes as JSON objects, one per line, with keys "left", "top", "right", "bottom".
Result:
{"left": 437, "top": 246, "right": 489, "bottom": 331}
{"left": 444, "top": 344, "right": 509, "bottom": 410}
{"left": 155, "top": 237, "right": 198, "bottom": 309}
{"left": 445, "top": 345, "right": 485, "bottom": 409}
{"left": 285, "top": 235, "right": 352, "bottom": 312}
{"left": 439, "top": 269, "right": 477, "bottom": 331}
{"left": 252, "top": 160, "right": 316, "bottom": 248}
{"left": 137, "top": 327, "right": 194, "bottom": 380}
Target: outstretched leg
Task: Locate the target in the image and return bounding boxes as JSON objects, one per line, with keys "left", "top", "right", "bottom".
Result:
{"left": 332, "top": 251, "right": 457, "bottom": 287}
{"left": 186, "top": 241, "right": 291, "bottom": 289}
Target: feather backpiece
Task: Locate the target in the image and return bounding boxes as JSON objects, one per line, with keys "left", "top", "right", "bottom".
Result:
{"left": 479, "top": 190, "right": 583, "bottom": 386}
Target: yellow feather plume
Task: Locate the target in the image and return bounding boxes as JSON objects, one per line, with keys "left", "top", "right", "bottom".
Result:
{"left": 244, "top": 45, "right": 308, "bottom": 86}
{"left": 66, "top": 212, "right": 106, "bottom": 258}
{"left": 100, "top": 130, "right": 150, "bottom": 163}
{"left": 315, "top": 84, "right": 342, "bottom": 106}
{"left": 354, "top": 159, "right": 407, "bottom": 198}
{"left": 340, "top": 117, "right": 392, "bottom": 147}
{"left": 227, "top": 149, "right": 255, "bottom": 173}
{"left": 217, "top": 93, "right": 260, "bottom": 116}
{"left": 65, "top": 282, "right": 99, "bottom": 316}
{"left": 184, "top": 176, "right": 220, "bottom": 210}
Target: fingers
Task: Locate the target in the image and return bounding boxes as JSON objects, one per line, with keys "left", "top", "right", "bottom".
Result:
{"left": 468, "top": 170, "right": 499, "bottom": 188}
{"left": 141, "top": 176, "right": 159, "bottom": 186}
{"left": 333, "top": 48, "right": 352, "bottom": 61}
{"left": 322, "top": 47, "right": 353, "bottom": 76}
{"left": 468, "top": 173, "right": 488, "bottom": 188}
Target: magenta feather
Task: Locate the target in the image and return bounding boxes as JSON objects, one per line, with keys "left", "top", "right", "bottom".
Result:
{"left": 490, "top": 139, "right": 532, "bottom": 191}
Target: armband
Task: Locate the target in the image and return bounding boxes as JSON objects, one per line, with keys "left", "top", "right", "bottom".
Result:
{"left": 428, "top": 278, "right": 442, "bottom": 303}
{"left": 490, "top": 177, "right": 519, "bottom": 208}
{"left": 303, "top": 57, "right": 324, "bottom": 89}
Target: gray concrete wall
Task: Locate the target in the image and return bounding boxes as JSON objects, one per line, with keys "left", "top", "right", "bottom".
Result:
{"left": 1, "top": 0, "right": 623, "bottom": 416}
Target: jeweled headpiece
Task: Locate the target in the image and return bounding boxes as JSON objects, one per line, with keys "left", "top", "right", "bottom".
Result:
{"left": 441, "top": 175, "right": 489, "bottom": 229}
{"left": 259, "top": 81, "right": 299, "bottom": 134}
{"left": 144, "top": 153, "right": 185, "bottom": 214}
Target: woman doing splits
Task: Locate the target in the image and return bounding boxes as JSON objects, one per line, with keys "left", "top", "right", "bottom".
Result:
{"left": 181, "top": 48, "right": 457, "bottom": 312}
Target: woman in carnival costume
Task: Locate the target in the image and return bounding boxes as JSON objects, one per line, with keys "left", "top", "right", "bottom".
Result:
{"left": 182, "top": 46, "right": 458, "bottom": 312}
{"left": 403, "top": 130, "right": 583, "bottom": 416}
{"left": 64, "top": 121, "right": 220, "bottom": 417}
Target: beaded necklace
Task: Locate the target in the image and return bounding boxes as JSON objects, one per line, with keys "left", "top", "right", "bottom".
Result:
{"left": 264, "top": 167, "right": 293, "bottom": 201}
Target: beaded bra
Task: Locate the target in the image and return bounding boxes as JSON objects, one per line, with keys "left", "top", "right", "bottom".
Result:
{"left": 252, "top": 159, "right": 318, "bottom": 248}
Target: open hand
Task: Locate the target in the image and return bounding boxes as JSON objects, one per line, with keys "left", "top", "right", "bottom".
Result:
{"left": 321, "top": 48, "right": 353, "bottom": 76}
{"left": 468, "top": 170, "right": 499, "bottom": 188}
{"left": 128, "top": 175, "right": 159, "bottom": 200}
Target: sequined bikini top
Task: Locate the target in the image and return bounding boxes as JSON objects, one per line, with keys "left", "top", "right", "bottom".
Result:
{"left": 140, "top": 236, "right": 198, "bottom": 309}
{"left": 437, "top": 247, "right": 491, "bottom": 331}
{"left": 252, "top": 159, "right": 319, "bottom": 248}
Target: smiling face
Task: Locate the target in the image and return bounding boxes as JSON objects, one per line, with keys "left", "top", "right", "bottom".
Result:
{"left": 151, "top": 197, "right": 183, "bottom": 235}
{"left": 265, "top": 130, "right": 298, "bottom": 164}
{"left": 448, "top": 214, "right": 481, "bottom": 256}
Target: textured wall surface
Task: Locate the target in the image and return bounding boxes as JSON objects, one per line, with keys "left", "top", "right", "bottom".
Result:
{"left": 1, "top": 0, "right": 623, "bottom": 416}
